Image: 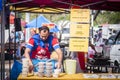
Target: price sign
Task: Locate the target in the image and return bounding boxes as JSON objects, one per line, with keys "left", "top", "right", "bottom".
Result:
{"left": 70, "top": 23, "right": 90, "bottom": 37}
{"left": 70, "top": 9, "right": 90, "bottom": 23}
{"left": 69, "top": 38, "right": 88, "bottom": 52}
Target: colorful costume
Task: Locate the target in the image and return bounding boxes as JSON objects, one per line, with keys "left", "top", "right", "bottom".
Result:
{"left": 26, "top": 34, "right": 60, "bottom": 59}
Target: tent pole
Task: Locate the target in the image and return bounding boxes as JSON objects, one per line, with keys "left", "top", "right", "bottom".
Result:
{"left": 53, "top": 0, "right": 80, "bottom": 7}
{"left": 6, "top": 0, "right": 33, "bottom": 6}
{"left": 81, "top": 1, "right": 105, "bottom": 8}
{"left": 1, "top": 0, "right": 5, "bottom": 79}
{"left": 8, "top": 15, "right": 11, "bottom": 80}
{"left": 53, "top": 0, "right": 105, "bottom": 8}
{"left": 36, "top": 14, "right": 38, "bottom": 28}
{"left": 14, "top": 7, "right": 16, "bottom": 59}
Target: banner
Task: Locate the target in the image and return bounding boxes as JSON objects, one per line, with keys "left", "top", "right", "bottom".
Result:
{"left": 70, "top": 9, "right": 90, "bottom": 23}
{"left": 0, "top": 0, "right": 2, "bottom": 11}
{"left": 42, "top": 23, "right": 55, "bottom": 29}
{"left": 70, "top": 23, "right": 90, "bottom": 37}
{"left": 69, "top": 38, "right": 88, "bottom": 52}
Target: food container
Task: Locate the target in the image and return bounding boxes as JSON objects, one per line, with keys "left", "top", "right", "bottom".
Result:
{"left": 38, "top": 72, "right": 44, "bottom": 77}
{"left": 54, "top": 69, "right": 61, "bottom": 74}
{"left": 21, "top": 72, "right": 28, "bottom": 77}
{"left": 22, "top": 67, "right": 29, "bottom": 73}
{"left": 45, "top": 73, "right": 52, "bottom": 77}
{"left": 46, "top": 62, "right": 52, "bottom": 66}
{"left": 53, "top": 73, "right": 59, "bottom": 78}
{"left": 46, "top": 65, "right": 53, "bottom": 70}
{"left": 38, "top": 62, "right": 45, "bottom": 66}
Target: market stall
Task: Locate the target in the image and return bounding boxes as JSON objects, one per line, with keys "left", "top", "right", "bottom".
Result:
{"left": 1, "top": 0, "right": 120, "bottom": 80}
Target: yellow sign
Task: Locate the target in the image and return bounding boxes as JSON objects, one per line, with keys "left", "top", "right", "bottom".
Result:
{"left": 70, "top": 23, "right": 90, "bottom": 37}
{"left": 69, "top": 38, "right": 88, "bottom": 52}
{"left": 70, "top": 9, "right": 90, "bottom": 23}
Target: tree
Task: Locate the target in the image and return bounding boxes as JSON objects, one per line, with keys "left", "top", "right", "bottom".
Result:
{"left": 94, "top": 11, "right": 120, "bottom": 25}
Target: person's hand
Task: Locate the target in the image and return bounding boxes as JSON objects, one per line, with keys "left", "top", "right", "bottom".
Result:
{"left": 56, "top": 62, "right": 62, "bottom": 69}
{"left": 29, "top": 62, "right": 34, "bottom": 73}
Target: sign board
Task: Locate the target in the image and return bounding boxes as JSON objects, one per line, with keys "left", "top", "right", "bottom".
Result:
{"left": 69, "top": 38, "right": 88, "bottom": 52}
{"left": 70, "top": 23, "right": 90, "bottom": 37}
{"left": 70, "top": 9, "right": 90, "bottom": 23}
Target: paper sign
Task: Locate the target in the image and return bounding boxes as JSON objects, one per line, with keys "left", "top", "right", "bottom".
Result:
{"left": 70, "top": 9, "right": 90, "bottom": 23}
{"left": 70, "top": 23, "right": 90, "bottom": 37}
{"left": 69, "top": 38, "right": 88, "bottom": 52}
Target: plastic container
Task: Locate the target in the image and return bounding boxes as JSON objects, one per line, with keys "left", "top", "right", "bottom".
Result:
{"left": 64, "top": 59, "right": 76, "bottom": 74}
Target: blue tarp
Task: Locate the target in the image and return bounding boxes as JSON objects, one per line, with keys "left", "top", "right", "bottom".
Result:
{"left": 25, "top": 15, "right": 59, "bottom": 32}
{"left": 0, "top": 0, "right": 2, "bottom": 11}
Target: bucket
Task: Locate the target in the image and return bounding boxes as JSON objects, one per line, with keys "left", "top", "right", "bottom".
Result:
{"left": 64, "top": 59, "right": 77, "bottom": 74}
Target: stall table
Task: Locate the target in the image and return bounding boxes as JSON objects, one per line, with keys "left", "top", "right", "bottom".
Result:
{"left": 18, "top": 73, "right": 120, "bottom": 80}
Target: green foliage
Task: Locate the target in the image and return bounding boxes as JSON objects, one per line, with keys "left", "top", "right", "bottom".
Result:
{"left": 19, "top": 12, "right": 70, "bottom": 23}
{"left": 94, "top": 11, "right": 120, "bottom": 25}
{"left": 30, "top": 13, "right": 39, "bottom": 21}
{"left": 44, "top": 14, "right": 70, "bottom": 23}
{"left": 20, "top": 13, "right": 25, "bottom": 20}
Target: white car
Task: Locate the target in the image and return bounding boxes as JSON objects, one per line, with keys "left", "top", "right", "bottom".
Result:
{"left": 103, "top": 31, "right": 120, "bottom": 68}
{"left": 103, "top": 35, "right": 117, "bottom": 58}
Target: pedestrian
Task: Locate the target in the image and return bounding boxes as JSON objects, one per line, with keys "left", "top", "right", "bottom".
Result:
{"left": 30, "top": 28, "right": 36, "bottom": 37}
{"left": 26, "top": 28, "right": 37, "bottom": 43}
{"left": 24, "top": 26, "right": 63, "bottom": 72}
{"left": 94, "top": 31, "right": 98, "bottom": 42}
{"left": 9, "top": 28, "right": 21, "bottom": 43}
{"left": 96, "top": 29, "right": 103, "bottom": 46}
{"left": 88, "top": 41, "right": 97, "bottom": 59}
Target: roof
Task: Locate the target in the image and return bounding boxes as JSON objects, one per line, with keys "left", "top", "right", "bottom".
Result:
{"left": 8, "top": 0, "right": 120, "bottom": 13}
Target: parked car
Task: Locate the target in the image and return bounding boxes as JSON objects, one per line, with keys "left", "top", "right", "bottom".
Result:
{"left": 103, "top": 35, "right": 117, "bottom": 58}
{"left": 103, "top": 31, "right": 120, "bottom": 67}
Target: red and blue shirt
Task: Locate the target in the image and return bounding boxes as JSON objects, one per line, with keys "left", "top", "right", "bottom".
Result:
{"left": 26, "top": 34, "right": 60, "bottom": 59}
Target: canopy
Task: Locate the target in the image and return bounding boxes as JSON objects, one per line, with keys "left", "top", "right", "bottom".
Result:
{"left": 8, "top": 0, "right": 120, "bottom": 12}
{"left": 25, "top": 15, "right": 59, "bottom": 32}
